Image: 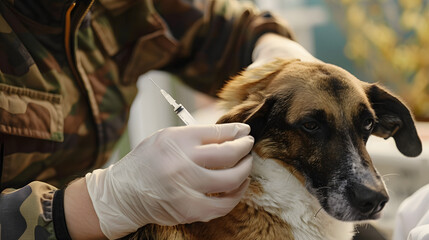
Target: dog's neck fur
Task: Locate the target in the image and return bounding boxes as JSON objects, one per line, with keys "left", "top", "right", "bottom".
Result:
{"left": 244, "top": 152, "right": 355, "bottom": 240}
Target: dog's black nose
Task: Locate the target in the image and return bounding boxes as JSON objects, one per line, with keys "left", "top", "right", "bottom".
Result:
{"left": 350, "top": 184, "right": 389, "bottom": 216}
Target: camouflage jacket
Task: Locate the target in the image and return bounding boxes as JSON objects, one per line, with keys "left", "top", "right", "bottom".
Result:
{"left": 0, "top": 0, "right": 292, "bottom": 239}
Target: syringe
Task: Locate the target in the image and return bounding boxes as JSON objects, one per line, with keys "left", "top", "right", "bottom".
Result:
{"left": 149, "top": 78, "right": 197, "bottom": 126}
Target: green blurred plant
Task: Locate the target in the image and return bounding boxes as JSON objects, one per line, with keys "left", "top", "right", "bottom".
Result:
{"left": 327, "top": 0, "right": 429, "bottom": 120}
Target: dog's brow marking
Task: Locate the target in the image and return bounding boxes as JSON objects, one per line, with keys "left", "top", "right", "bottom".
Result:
{"left": 323, "top": 77, "right": 349, "bottom": 99}
{"left": 285, "top": 82, "right": 364, "bottom": 125}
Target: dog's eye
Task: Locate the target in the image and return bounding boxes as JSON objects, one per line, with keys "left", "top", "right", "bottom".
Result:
{"left": 302, "top": 121, "right": 319, "bottom": 132}
{"left": 363, "top": 118, "right": 375, "bottom": 132}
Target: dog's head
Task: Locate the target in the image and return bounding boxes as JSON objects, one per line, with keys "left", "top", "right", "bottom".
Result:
{"left": 217, "top": 59, "right": 422, "bottom": 221}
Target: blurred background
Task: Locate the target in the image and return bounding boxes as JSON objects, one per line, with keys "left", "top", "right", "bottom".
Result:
{"left": 112, "top": 0, "right": 429, "bottom": 239}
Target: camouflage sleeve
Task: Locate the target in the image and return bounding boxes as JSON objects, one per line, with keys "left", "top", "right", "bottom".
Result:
{"left": 157, "top": 0, "right": 295, "bottom": 96}
{"left": 0, "top": 181, "right": 68, "bottom": 240}
{"left": 93, "top": 0, "right": 293, "bottom": 96}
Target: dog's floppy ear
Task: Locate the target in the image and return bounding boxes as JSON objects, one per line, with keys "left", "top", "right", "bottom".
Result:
{"left": 365, "top": 83, "right": 422, "bottom": 157}
{"left": 217, "top": 97, "right": 276, "bottom": 140}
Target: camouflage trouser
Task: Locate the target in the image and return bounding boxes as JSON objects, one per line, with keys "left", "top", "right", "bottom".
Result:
{"left": 0, "top": 182, "right": 57, "bottom": 240}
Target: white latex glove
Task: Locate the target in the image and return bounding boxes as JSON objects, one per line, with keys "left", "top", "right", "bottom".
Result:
{"left": 249, "top": 33, "right": 321, "bottom": 70}
{"left": 85, "top": 123, "right": 254, "bottom": 239}
{"left": 393, "top": 184, "right": 429, "bottom": 240}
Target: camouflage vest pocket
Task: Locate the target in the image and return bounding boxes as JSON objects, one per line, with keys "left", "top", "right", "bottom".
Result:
{"left": 0, "top": 84, "right": 63, "bottom": 142}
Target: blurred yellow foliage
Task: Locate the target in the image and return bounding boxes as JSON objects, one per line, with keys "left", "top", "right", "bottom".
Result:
{"left": 328, "top": 0, "right": 429, "bottom": 120}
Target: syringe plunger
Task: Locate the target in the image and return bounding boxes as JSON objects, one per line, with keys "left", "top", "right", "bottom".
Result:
{"left": 160, "top": 89, "right": 180, "bottom": 109}
{"left": 158, "top": 88, "right": 196, "bottom": 125}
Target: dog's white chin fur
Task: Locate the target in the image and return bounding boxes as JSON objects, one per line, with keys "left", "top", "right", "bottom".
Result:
{"left": 243, "top": 152, "right": 355, "bottom": 240}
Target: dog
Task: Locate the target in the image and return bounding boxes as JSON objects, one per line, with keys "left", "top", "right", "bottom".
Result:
{"left": 125, "top": 58, "right": 422, "bottom": 240}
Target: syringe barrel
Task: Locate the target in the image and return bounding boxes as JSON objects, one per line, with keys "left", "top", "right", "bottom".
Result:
{"left": 175, "top": 105, "right": 197, "bottom": 125}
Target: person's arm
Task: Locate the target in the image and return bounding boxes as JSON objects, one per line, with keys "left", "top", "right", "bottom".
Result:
{"left": 64, "top": 178, "right": 106, "bottom": 239}
{"left": 64, "top": 123, "right": 253, "bottom": 239}
{"left": 0, "top": 124, "right": 252, "bottom": 240}
{"left": 0, "top": 180, "right": 104, "bottom": 240}
{"left": 155, "top": 0, "right": 296, "bottom": 96}
{"left": 94, "top": 0, "right": 297, "bottom": 96}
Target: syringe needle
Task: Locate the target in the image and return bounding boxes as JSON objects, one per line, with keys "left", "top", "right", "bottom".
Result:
{"left": 149, "top": 77, "right": 162, "bottom": 90}
{"left": 148, "top": 77, "right": 179, "bottom": 109}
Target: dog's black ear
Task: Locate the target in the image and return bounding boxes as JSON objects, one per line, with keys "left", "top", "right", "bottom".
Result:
{"left": 217, "top": 97, "right": 276, "bottom": 140}
{"left": 366, "top": 84, "right": 422, "bottom": 157}
{"left": 243, "top": 97, "right": 277, "bottom": 140}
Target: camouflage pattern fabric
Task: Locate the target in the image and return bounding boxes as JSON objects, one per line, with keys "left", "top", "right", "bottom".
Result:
{"left": 0, "top": 0, "right": 293, "bottom": 238}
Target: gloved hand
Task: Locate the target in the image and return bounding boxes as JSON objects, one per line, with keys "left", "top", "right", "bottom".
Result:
{"left": 85, "top": 123, "right": 254, "bottom": 239}
{"left": 393, "top": 184, "right": 429, "bottom": 240}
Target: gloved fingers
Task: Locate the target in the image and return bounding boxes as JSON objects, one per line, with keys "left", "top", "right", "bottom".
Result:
{"left": 217, "top": 177, "right": 251, "bottom": 202}
{"left": 191, "top": 135, "right": 254, "bottom": 168}
{"left": 197, "top": 178, "right": 251, "bottom": 222}
{"left": 185, "top": 123, "right": 251, "bottom": 144}
{"left": 195, "top": 154, "right": 253, "bottom": 194}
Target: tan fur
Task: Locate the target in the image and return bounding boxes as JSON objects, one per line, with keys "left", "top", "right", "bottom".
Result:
{"left": 247, "top": 177, "right": 264, "bottom": 196}
{"left": 128, "top": 201, "right": 295, "bottom": 240}
{"left": 218, "top": 58, "right": 297, "bottom": 109}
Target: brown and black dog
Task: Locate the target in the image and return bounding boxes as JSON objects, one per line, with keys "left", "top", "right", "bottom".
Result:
{"left": 126, "top": 59, "right": 422, "bottom": 240}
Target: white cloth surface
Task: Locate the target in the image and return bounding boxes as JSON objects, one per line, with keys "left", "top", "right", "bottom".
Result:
{"left": 393, "top": 184, "right": 429, "bottom": 240}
